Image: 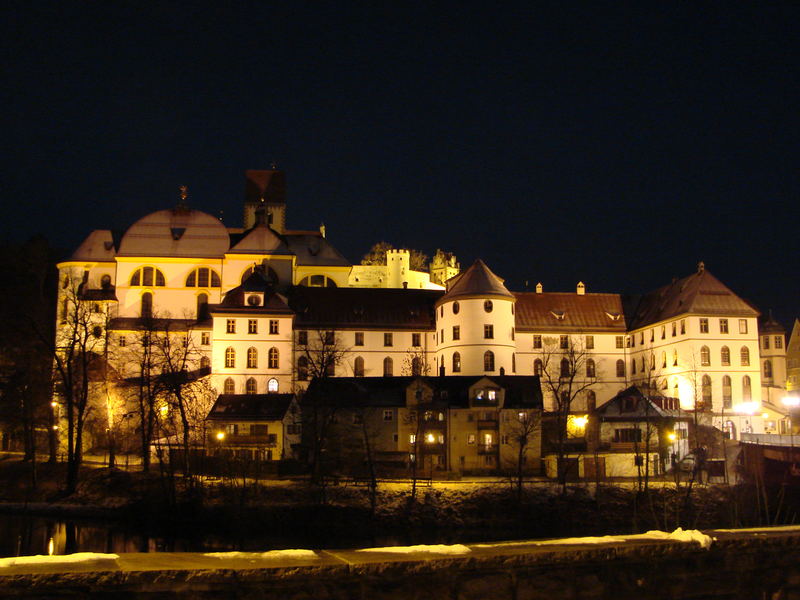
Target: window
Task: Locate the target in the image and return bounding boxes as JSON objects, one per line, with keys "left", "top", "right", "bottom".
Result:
{"left": 484, "top": 324, "right": 494, "bottom": 339}
{"left": 412, "top": 333, "right": 421, "bottom": 347}
{"left": 354, "top": 332, "right": 364, "bottom": 346}
{"left": 739, "top": 319, "right": 748, "bottom": 334}
{"left": 632, "top": 359, "right": 636, "bottom": 375}
{"left": 384, "top": 333, "right": 393, "bottom": 347}
{"left": 720, "top": 319, "right": 729, "bottom": 334}
{"left": 639, "top": 332, "right": 644, "bottom": 344}
{"left": 614, "top": 428, "right": 642, "bottom": 443}
{"left": 347, "top": 355, "right": 363, "bottom": 378}
{"left": 141, "top": 292, "right": 153, "bottom": 319}
{"left": 453, "top": 301, "right": 460, "bottom": 314}
{"left": 267, "top": 347, "right": 279, "bottom": 369}
{"left": 267, "top": 320, "right": 278, "bottom": 335}
{"left": 440, "top": 329, "right": 444, "bottom": 342}
{"left": 680, "top": 320, "right": 686, "bottom": 334}
{"left": 130, "top": 266, "right": 165, "bottom": 287}
{"left": 297, "top": 356, "right": 308, "bottom": 381}
{"left": 700, "top": 346, "right": 711, "bottom": 366}
{"left": 226, "top": 319, "right": 236, "bottom": 334}
{"left": 298, "top": 331, "right": 308, "bottom": 345}
{"left": 560, "top": 335, "right": 569, "bottom": 349}
{"left": 741, "top": 346, "right": 750, "bottom": 366}
{"left": 511, "top": 327, "right": 515, "bottom": 341}
{"left": 672, "top": 322, "right": 676, "bottom": 337}
{"left": 452, "top": 352, "right": 461, "bottom": 373}
{"left": 661, "top": 325, "right": 665, "bottom": 340}
{"left": 224, "top": 378, "right": 235, "bottom": 394}
{"left": 119, "top": 335, "right": 127, "bottom": 347}
{"left": 534, "top": 359, "right": 543, "bottom": 376}
{"left": 193, "top": 292, "right": 209, "bottom": 320}
{"left": 383, "top": 357, "right": 393, "bottom": 377}
{"left": 185, "top": 267, "right": 220, "bottom": 288}
{"left": 248, "top": 319, "right": 258, "bottom": 334}
{"left": 383, "top": 409, "right": 393, "bottom": 421}
{"left": 484, "top": 300, "right": 493, "bottom": 313}
{"left": 586, "top": 335, "right": 594, "bottom": 349}
{"left": 411, "top": 357, "right": 422, "bottom": 376}
{"left": 700, "top": 318, "right": 709, "bottom": 333}
{"left": 453, "top": 326, "right": 460, "bottom": 341}
{"left": 616, "top": 359, "right": 625, "bottom": 378}
{"left": 650, "top": 329, "right": 654, "bottom": 342}
{"left": 586, "top": 359, "right": 596, "bottom": 378}
{"left": 326, "top": 360, "right": 335, "bottom": 376}
{"left": 586, "top": 391, "right": 596, "bottom": 412}
{"left": 225, "top": 347, "right": 235, "bottom": 368}
{"left": 776, "top": 336, "right": 783, "bottom": 349}
{"left": 722, "top": 375, "right": 732, "bottom": 409}
{"left": 701, "top": 375, "right": 712, "bottom": 409}
{"left": 247, "top": 347, "right": 258, "bottom": 368}
{"left": 484, "top": 351, "right": 495, "bottom": 372}
{"left": 245, "top": 378, "right": 257, "bottom": 394}
{"left": 200, "top": 356, "right": 210, "bottom": 369}
{"left": 742, "top": 375, "right": 752, "bottom": 401}
{"left": 763, "top": 336, "right": 770, "bottom": 350}
{"left": 615, "top": 336, "right": 623, "bottom": 349}
{"left": 721, "top": 346, "right": 730, "bottom": 366}
{"left": 534, "top": 335, "right": 542, "bottom": 349}
{"left": 468, "top": 433, "right": 476, "bottom": 445}
{"left": 560, "top": 358, "right": 570, "bottom": 378}
{"left": 324, "top": 331, "right": 335, "bottom": 345}
{"left": 764, "top": 360, "right": 773, "bottom": 379}
{"left": 661, "top": 351, "right": 667, "bottom": 368}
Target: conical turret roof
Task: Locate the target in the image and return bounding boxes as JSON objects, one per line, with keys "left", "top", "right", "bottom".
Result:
{"left": 439, "top": 259, "right": 514, "bottom": 303}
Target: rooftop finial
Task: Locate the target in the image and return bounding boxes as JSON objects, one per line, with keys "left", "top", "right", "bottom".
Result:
{"left": 270, "top": 160, "right": 278, "bottom": 170}
{"left": 697, "top": 261, "right": 705, "bottom": 273}
{"left": 177, "top": 185, "right": 189, "bottom": 209}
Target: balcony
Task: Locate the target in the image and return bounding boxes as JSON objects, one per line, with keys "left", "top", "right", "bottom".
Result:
{"left": 213, "top": 434, "right": 278, "bottom": 447}
{"left": 477, "top": 419, "right": 499, "bottom": 430}
{"left": 477, "top": 444, "right": 497, "bottom": 455}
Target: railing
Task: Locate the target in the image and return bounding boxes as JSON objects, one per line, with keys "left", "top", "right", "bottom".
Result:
{"left": 477, "top": 419, "right": 499, "bottom": 429}
{"left": 477, "top": 444, "right": 497, "bottom": 455}
{"left": 741, "top": 433, "right": 798, "bottom": 447}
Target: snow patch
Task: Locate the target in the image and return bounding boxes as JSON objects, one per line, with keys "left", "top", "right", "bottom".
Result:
{"left": 639, "top": 528, "right": 715, "bottom": 549}
{"left": 474, "top": 528, "right": 714, "bottom": 550}
{"left": 0, "top": 553, "right": 119, "bottom": 568}
{"left": 356, "top": 544, "right": 472, "bottom": 555}
{"left": 203, "top": 549, "right": 318, "bottom": 560}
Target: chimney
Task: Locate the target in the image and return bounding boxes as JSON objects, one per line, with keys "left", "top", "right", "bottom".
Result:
{"left": 577, "top": 282, "right": 586, "bottom": 295}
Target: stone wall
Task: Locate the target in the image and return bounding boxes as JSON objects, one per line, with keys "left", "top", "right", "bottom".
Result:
{"left": 1, "top": 527, "right": 800, "bottom": 599}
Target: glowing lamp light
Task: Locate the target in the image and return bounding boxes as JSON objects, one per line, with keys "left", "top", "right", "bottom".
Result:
{"left": 737, "top": 402, "right": 758, "bottom": 415}
{"left": 48, "top": 537, "right": 54, "bottom": 556}
{"left": 50, "top": 401, "right": 58, "bottom": 408}
{"left": 572, "top": 416, "right": 588, "bottom": 429}
{"left": 216, "top": 431, "right": 225, "bottom": 441}
{"left": 52, "top": 425, "right": 59, "bottom": 431}
{"left": 160, "top": 405, "right": 169, "bottom": 416}
{"left": 426, "top": 433, "right": 436, "bottom": 443}
{"left": 783, "top": 396, "right": 800, "bottom": 409}
{"left": 667, "top": 432, "right": 677, "bottom": 442}
{"left": 761, "top": 413, "right": 769, "bottom": 419}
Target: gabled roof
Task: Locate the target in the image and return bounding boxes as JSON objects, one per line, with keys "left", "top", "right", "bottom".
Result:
{"left": 228, "top": 225, "right": 291, "bottom": 254}
{"left": 207, "top": 393, "right": 295, "bottom": 421}
{"left": 69, "top": 230, "right": 118, "bottom": 262}
{"left": 596, "top": 386, "right": 688, "bottom": 421}
{"left": 627, "top": 265, "right": 759, "bottom": 330}
{"left": 288, "top": 287, "right": 440, "bottom": 330}
{"left": 514, "top": 292, "right": 626, "bottom": 332}
{"left": 283, "top": 233, "right": 351, "bottom": 267}
{"left": 439, "top": 260, "right": 514, "bottom": 303}
{"left": 214, "top": 272, "right": 293, "bottom": 314}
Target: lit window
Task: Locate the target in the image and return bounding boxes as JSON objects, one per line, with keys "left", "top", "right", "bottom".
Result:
{"left": 354, "top": 332, "right": 364, "bottom": 346}
{"left": 268, "top": 347, "right": 279, "bottom": 369}
{"left": 700, "top": 318, "right": 709, "bottom": 333}
{"left": 248, "top": 319, "right": 258, "bottom": 334}
{"left": 384, "top": 333, "right": 393, "bottom": 347}
{"left": 453, "top": 326, "right": 460, "bottom": 340}
{"left": 484, "top": 324, "right": 493, "bottom": 339}
{"left": 225, "top": 347, "right": 235, "bottom": 368}
{"left": 720, "top": 319, "right": 729, "bottom": 334}
{"left": 269, "top": 320, "right": 279, "bottom": 334}
{"left": 268, "top": 378, "right": 278, "bottom": 392}
{"left": 226, "top": 319, "right": 236, "bottom": 334}
{"left": 247, "top": 347, "right": 258, "bottom": 368}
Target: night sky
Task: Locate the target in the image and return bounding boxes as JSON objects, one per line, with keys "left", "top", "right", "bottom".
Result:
{"left": 3, "top": 3, "right": 798, "bottom": 326}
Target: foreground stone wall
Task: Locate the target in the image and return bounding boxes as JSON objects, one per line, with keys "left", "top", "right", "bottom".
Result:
{"left": 1, "top": 527, "right": 800, "bottom": 599}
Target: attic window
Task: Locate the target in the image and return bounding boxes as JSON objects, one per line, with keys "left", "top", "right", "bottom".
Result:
{"left": 103, "top": 241, "right": 114, "bottom": 251}
{"left": 353, "top": 306, "right": 365, "bottom": 316}
{"left": 550, "top": 310, "right": 565, "bottom": 320}
{"left": 605, "top": 312, "right": 621, "bottom": 321}
{"left": 171, "top": 227, "right": 186, "bottom": 241}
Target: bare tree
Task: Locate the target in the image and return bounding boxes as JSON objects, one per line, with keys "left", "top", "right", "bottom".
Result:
{"left": 505, "top": 409, "right": 542, "bottom": 502}
{"left": 401, "top": 349, "right": 432, "bottom": 502}
{"left": 538, "top": 335, "right": 597, "bottom": 490}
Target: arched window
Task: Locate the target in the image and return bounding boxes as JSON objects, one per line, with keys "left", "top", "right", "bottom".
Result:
{"left": 200, "top": 356, "right": 210, "bottom": 369}
{"left": 268, "top": 378, "right": 279, "bottom": 392}
{"left": 721, "top": 346, "right": 730, "bottom": 366}
{"left": 616, "top": 359, "right": 625, "bottom": 378}
{"left": 534, "top": 359, "right": 543, "bottom": 376}
{"left": 484, "top": 351, "right": 495, "bottom": 372}
{"left": 130, "top": 266, "right": 165, "bottom": 287}
{"left": 661, "top": 351, "right": 667, "bottom": 368}
{"left": 742, "top": 375, "right": 752, "bottom": 401}
{"left": 650, "top": 353, "right": 656, "bottom": 371}
{"left": 141, "top": 292, "right": 153, "bottom": 319}
{"left": 673, "top": 349, "right": 678, "bottom": 366}
{"left": 247, "top": 347, "right": 258, "bottom": 369}
{"left": 512, "top": 353, "right": 516, "bottom": 373}
{"left": 700, "top": 346, "right": 711, "bottom": 366}
{"left": 560, "top": 358, "right": 570, "bottom": 378}
{"left": 354, "top": 356, "right": 365, "bottom": 377}
{"left": 297, "top": 356, "right": 309, "bottom": 381}
{"left": 484, "top": 300, "right": 493, "bottom": 313}
{"left": 631, "top": 359, "right": 636, "bottom": 375}
{"left": 722, "top": 375, "right": 732, "bottom": 409}
{"left": 764, "top": 360, "right": 773, "bottom": 379}
{"left": 453, "top": 301, "right": 460, "bottom": 314}
{"left": 268, "top": 347, "right": 279, "bottom": 369}
{"left": 586, "top": 390, "right": 596, "bottom": 412}
{"left": 740, "top": 346, "right": 750, "bottom": 366}
{"left": 673, "top": 382, "right": 679, "bottom": 399}
{"left": 196, "top": 293, "right": 209, "bottom": 320}
{"left": 298, "top": 274, "right": 337, "bottom": 287}
{"left": 383, "top": 356, "right": 393, "bottom": 377}
{"left": 225, "top": 347, "right": 235, "bottom": 368}
{"left": 185, "top": 267, "right": 221, "bottom": 288}
{"left": 223, "top": 377, "right": 235, "bottom": 394}
{"left": 404, "top": 356, "right": 417, "bottom": 376}
{"left": 586, "top": 359, "right": 596, "bottom": 378}
{"left": 453, "top": 352, "right": 461, "bottom": 373}
{"left": 701, "top": 374, "right": 712, "bottom": 409}
{"left": 246, "top": 377, "right": 257, "bottom": 394}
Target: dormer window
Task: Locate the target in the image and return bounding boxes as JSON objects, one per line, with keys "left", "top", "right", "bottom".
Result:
{"left": 551, "top": 310, "right": 565, "bottom": 320}
{"left": 245, "top": 293, "right": 263, "bottom": 306}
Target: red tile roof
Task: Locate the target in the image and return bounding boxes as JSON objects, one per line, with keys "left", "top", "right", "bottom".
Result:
{"left": 514, "top": 292, "right": 626, "bottom": 332}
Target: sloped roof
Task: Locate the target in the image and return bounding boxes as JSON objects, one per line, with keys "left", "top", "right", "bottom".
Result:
{"left": 118, "top": 208, "right": 230, "bottom": 258}
{"left": 288, "top": 287, "right": 440, "bottom": 330}
{"left": 245, "top": 169, "right": 286, "bottom": 205}
{"left": 759, "top": 312, "right": 785, "bottom": 334}
{"left": 284, "top": 233, "right": 351, "bottom": 267}
{"left": 207, "top": 394, "right": 294, "bottom": 421}
{"left": 514, "top": 292, "right": 626, "bottom": 332}
{"left": 228, "top": 225, "right": 291, "bottom": 254}
{"left": 69, "top": 230, "right": 118, "bottom": 262}
{"left": 627, "top": 266, "right": 759, "bottom": 329}
{"left": 214, "top": 271, "right": 293, "bottom": 314}
{"left": 596, "top": 386, "right": 688, "bottom": 421}
{"left": 440, "top": 260, "right": 514, "bottom": 303}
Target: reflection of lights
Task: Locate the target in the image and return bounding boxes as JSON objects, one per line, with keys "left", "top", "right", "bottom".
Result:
{"left": 50, "top": 401, "right": 58, "bottom": 408}
{"left": 216, "top": 432, "right": 225, "bottom": 441}
{"left": 761, "top": 412, "right": 769, "bottom": 419}
{"left": 426, "top": 433, "right": 436, "bottom": 443}
{"left": 783, "top": 396, "right": 800, "bottom": 408}
{"left": 52, "top": 425, "right": 59, "bottom": 430}
{"left": 737, "top": 402, "right": 758, "bottom": 415}
{"left": 48, "top": 537, "right": 54, "bottom": 556}
{"left": 160, "top": 404, "right": 169, "bottom": 415}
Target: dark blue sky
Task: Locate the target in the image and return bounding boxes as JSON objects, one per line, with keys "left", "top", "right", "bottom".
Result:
{"left": 3, "top": 3, "right": 798, "bottom": 326}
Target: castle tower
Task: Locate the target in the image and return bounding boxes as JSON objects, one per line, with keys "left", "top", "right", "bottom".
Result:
{"left": 435, "top": 260, "right": 516, "bottom": 376}
{"left": 243, "top": 168, "right": 287, "bottom": 232}
{"left": 429, "top": 249, "right": 460, "bottom": 286}
{"left": 759, "top": 312, "right": 787, "bottom": 407}
{"left": 386, "top": 249, "right": 410, "bottom": 288}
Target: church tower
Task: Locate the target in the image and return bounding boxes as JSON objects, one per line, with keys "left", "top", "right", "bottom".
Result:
{"left": 243, "top": 168, "right": 287, "bottom": 232}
